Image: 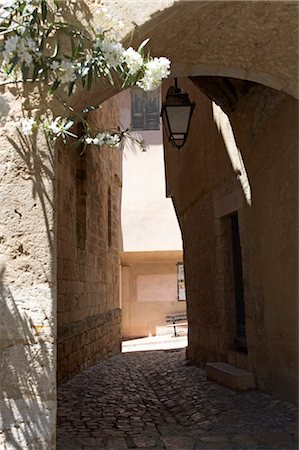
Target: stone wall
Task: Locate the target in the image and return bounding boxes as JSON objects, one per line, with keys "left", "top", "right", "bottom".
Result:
{"left": 0, "top": 92, "right": 57, "bottom": 447}
{"left": 57, "top": 97, "right": 122, "bottom": 383}
{"left": 163, "top": 77, "right": 298, "bottom": 402}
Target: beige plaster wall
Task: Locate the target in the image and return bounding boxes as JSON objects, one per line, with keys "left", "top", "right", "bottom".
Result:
{"left": 163, "top": 77, "right": 298, "bottom": 402}
{"left": 119, "top": 89, "right": 183, "bottom": 339}
{"left": 121, "top": 251, "right": 185, "bottom": 338}
{"left": 119, "top": 90, "right": 182, "bottom": 252}
{"left": 57, "top": 97, "right": 122, "bottom": 383}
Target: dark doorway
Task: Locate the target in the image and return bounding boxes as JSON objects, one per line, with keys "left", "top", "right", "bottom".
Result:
{"left": 230, "top": 212, "right": 247, "bottom": 352}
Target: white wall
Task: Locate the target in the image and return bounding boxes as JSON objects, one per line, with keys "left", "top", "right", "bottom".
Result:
{"left": 119, "top": 90, "right": 183, "bottom": 252}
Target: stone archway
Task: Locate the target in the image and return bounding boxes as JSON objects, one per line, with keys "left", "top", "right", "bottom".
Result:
{"left": 0, "top": 1, "right": 297, "bottom": 448}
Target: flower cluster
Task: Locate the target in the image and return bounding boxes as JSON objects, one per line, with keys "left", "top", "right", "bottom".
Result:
{"left": 21, "top": 117, "right": 36, "bottom": 136}
{"left": 3, "top": 34, "right": 38, "bottom": 66}
{"left": 85, "top": 132, "right": 121, "bottom": 148}
{"left": 122, "top": 47, "right": 143, "bottom": 75}
{"left": 96, "top": 39, "right": 125, "bottom": 69}
{"left": 21, "top": 116, "right": 76, "bottom": 143}
{"left": 51, "top": 60, "right": 77, "bottom": 84}
{"left": 1, "top": 0, "right": 172, "bottom": 149}
{"left": 137, "top": 57, "right": 171, "bottom": 91}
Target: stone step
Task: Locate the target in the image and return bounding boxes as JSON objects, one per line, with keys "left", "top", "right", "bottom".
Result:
{"left": 206, "top": 362, "right": 256, "bottom": 391}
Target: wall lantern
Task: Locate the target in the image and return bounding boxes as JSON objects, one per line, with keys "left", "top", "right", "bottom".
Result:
{"left": 161, "top": 78, "right": 195, "bottom": 150}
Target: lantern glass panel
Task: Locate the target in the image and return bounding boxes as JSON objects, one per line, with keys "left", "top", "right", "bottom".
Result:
{"left": 165, "top": 105, "right": 191, "bottom": 135}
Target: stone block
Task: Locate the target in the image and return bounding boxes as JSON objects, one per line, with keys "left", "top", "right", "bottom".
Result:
{"left": 206, "top": 362, "right": 255, "bottom": 391}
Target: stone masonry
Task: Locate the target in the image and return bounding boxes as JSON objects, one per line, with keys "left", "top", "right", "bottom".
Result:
{"left": 57, "top": 97, "right": 122, "bottom": 383}
{"left": 163, "top": 77, "right": 298, "bottom": 402}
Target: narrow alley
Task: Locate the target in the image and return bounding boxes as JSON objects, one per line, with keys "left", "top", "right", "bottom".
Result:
{"left": 57, "top": 349, "right": 298, "bottom": 450}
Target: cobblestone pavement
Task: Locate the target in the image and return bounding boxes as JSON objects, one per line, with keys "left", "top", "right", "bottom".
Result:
{"left": 57, "top": 349, "right": 298, "bottom": 450}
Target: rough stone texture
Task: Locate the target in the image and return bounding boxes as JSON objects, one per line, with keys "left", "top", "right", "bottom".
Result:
{"left": 57, "top": 97, "right": 122, "bottom": 383}
{"left": 0, "top": 91, "right": 57, "bottom": 447}
{"left": 163, "top": 77, "right": 298, "bottom": 402}
{"left": 57, "top": 349, "right": 298, "bottom": 449}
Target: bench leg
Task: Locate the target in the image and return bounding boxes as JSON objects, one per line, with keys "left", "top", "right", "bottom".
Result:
{"left": 173, "top": 323, "right": 177, "bottom": 337}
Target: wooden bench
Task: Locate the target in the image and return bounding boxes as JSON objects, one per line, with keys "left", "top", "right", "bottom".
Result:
{"left": 165, "top": 312, "right": 188, "bottom": 337}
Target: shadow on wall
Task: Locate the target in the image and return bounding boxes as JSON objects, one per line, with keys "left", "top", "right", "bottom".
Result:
{"left": 0, "top": 122, "right": 56, "bottom": 447}
{"left": 6, "top": 129, "right": 55, "bottom": 249}
{"left": 0, "top": 266, "right": 55, "bottom": 449}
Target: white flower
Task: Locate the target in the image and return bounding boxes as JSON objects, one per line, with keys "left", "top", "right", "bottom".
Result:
{"left": 18, "top": 38, "right": 37, "bottom": 65}
{"left": 51, "top": 60, "right": 60, "bottom": 70}
{"left": 3, "top": 35, "right": 19, "bottom": 61}
{"left": 93, "top": 132, "right": 121, "bottom": 147}
{"left": 95, "top": 133, "right": 105, "bottom": 145}
{"left": 3, "top": 35, "right": 38, "bottom": 65}
{"left": 48, "top": 117, "right": 61, "bottom": 135}
{"left": 122, "top": 47, "right": 143, "bottom": 75}
{"left": 137, "top": 56, "right": 171, "bottom": 91}
{"left": 46, "top": 117, "right": 76, "bottom": 141}
{"left": 4, "top": 35, "right": 19, "bottom": 53}
{"left": 25, "top": 38, "right": 36, "bottom": 51}
{"left": 106, "top": 133, "right": 120, "bottom": 146}
{"left": 60, "top": 60, "right": 76, "bottom": 84}
{"left": 21, "top": 117, "right": 36, "bottom": 136}
{"left": 85, "top": 136, "right": 93, "bottom": 144}
{"left": 98, "top": 40, "right": 124, "bottom": 68}
{"left": 51, "top": 60, "right": 76, "bottom": 84}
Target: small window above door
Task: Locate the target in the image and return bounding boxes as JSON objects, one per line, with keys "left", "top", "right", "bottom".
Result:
{"left": 131, "top": 87, "right": 160, "bottom": 131}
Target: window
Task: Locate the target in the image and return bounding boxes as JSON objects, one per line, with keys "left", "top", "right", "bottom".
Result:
{"left": 131, "top": 87, "right": 160, "bottom": 130}
{"left": 177, "top": 263, "right": 186, "bottom": 301}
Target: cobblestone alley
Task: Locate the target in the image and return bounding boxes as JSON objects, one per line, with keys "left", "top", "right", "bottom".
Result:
{"left": 57, "top": 349, "right": 298, "bottom": 450}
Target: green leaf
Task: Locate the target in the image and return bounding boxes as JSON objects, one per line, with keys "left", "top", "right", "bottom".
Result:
{"left": 41, "top": 0, "right": 47, "bottom": 22}
{"left": 70, "top": 35, "right": 76, "bottom": 58}
{"left": 53, "top": 0, "right": 60, "bottom": 10}
{"left": 74, "top": 41, "right": 83, "bottom": 59}
{"left": 87, "top": 67, "right": 93, "bottom": 90}
{"left": 50, "top": 79, "right": 61, "bottom": 93}
{"left": 68, "top": 81, "right": 75, "bottom": 96}
{"left": 32, "top": 63, "right": 40, "bottom": 81}
{"left": 7, "top": 55, "right": 19, "bottom": 74}
{"left": 21, "top": 62, "right": 29, "bottom": 81}
{"left": 51, "top": 41, "right": 59, "bottom": 58}
{"left": 138, "top": 38, "right": 150, "bottom": 53}
{"left": 31, "top": 8, "right": 40, "bottom": 25}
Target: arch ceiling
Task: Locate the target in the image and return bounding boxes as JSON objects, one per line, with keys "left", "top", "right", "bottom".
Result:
{"left": 75, "top": 1, "right": 298, "bottom": 110}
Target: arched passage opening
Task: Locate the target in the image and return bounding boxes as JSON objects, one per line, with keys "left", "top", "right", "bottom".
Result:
{"left": 56, "top": 0, "right": 298, "bottom": 395}
{"left": 1, "top": 1, "right": 297, "bottom": 449}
